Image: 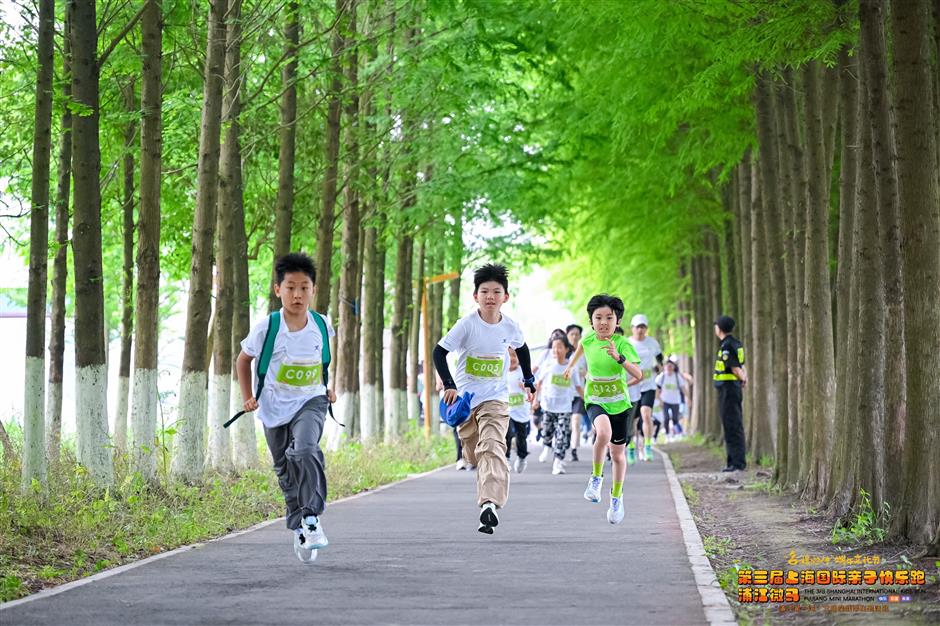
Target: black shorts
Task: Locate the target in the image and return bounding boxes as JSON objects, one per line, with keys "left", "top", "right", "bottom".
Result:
{"left": 630, "top": 389, "right": 656, "bottom": 420}
{"left": 571, "top": 396, "right": 586, "bottom": 415}
{"left": 586, "top": 404, "right": 634, "bottom": 446}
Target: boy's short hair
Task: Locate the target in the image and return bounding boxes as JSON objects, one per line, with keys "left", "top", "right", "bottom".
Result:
{"left": 566, "top": 324, "right": 583, "bottom": 335}
{"left": 275, "top": 252, "right": 316, "bottom": 285}
{"left": 586, "top": 294, "right": 625, "bottom": 322}
{"left": 473, "top": 263, "right": 509, "bottom": 293}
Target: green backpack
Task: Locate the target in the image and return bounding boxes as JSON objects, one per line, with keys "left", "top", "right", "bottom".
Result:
{"left": 224, "top": 310, "right": 333, "bottom": 428}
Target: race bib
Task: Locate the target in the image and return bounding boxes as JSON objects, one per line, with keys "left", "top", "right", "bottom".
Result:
{"left": 642, "top": 368, "right": 653, "bottom": 380}
{"left": 550, "top": 374, "right": 571, "bottom": 388}
{"left": 466, "top": 355, "right": 504, "bottom": 378}
{"left": 275, "top": 360, "right": 323, "bottom": 389}
{"left": 665, "top": 383, "right": 677, "bottom": 391}
{"left": 586, "top": 375, "right": 626, "bottom": 405}
{"left": 508, "top": 393, "right": 524, "bottom": 407}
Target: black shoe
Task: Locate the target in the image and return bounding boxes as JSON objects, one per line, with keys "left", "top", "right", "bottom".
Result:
{"left": 721, "top": 466, "right": 736, "bottom": 472}
{"left": 570, "top": 449, "right": 579, "bottom": 462}
{"left": 479, "top": 502, "right": 499, "bottom": 534}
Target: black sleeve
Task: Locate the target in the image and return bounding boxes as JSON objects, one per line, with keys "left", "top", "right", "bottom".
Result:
{"left": 723, "top": 340, "right": 742, "bottom": 369}
{"left": 656, "top": 352, "right": 664, "bottom": 366}
{"left": 515, "top": 343, "right": 536, "bottom": 392}
{"left": 432, "top": 345, "right": 456, "bottom": 390}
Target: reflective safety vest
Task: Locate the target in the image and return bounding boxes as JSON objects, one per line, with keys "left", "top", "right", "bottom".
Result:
{"left": 713, "top": 335, "right": 745, "bottom": 383}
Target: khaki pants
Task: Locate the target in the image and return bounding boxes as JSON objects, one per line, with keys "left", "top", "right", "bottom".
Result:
{"left": 458, "top": 400, "right": 510, "bottom": 507}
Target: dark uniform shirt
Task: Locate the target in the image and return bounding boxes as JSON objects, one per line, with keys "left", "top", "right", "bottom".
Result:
{"left": 713, "top": 335, "right": 745, "bottom": 387}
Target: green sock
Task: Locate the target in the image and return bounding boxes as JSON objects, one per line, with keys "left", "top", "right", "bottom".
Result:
{"left": 592, "top": 462, "right": 603, "bottom": 477}
{"left": 627, "top": 441, "right": 635, "bottom": 450}
{"left": 612, "top": 481, "right": 623, "bottom": 498}
{"left": 645, "top": 437, "right": 652, "bottom": 446}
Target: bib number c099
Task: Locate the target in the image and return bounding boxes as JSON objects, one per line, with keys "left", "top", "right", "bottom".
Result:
{"left": 275, "top": 362, "right": 323, "bottom": 387}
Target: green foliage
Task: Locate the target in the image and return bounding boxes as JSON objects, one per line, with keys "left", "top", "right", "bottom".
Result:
{"left": 681, "top": 481, "right": 699, "bottom": 507}
{"left": 0, "top": 422, "right": 453, "bottom": 602}
{"left": 703, "top": 534, "right": 735, "bottom": 558}
{"left": 830, "top": 489, "right": 889, "bottom": 546}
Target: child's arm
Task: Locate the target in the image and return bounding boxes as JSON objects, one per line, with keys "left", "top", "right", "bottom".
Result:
{"left": 563, "top": 344, "right": 584, "bottom": 379}
{"left": 432, "top": 345, "right": 458, "bottom": 404}
{"left": 235, "top": 351, "right": 257, "bottom": 412}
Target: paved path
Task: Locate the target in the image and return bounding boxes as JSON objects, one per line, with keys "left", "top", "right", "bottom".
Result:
{"left": 3, "top": 443, "right": 709, "bottom": 626}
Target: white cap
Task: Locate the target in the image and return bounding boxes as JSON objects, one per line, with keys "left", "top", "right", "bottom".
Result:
{"left": 631, "top": 314, "right": 649, "bottom": 327}
{"left": 668, "top": 354, "right": 679, "bottom": 363}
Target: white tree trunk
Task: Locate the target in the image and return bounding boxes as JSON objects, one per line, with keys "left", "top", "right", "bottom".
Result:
{"left": 23, "top": 356, "right": 46, "bottom": 487}
{"left": 386, "top": 389, "right": 404, "bottom": 442}
{"left": 408, "top": 391, "right": 420, "bottom": 427}
{"left": 171, "top": 371, "right": 207, "bottom": 482}
{"left": 360, "top": 383, "right": 376, "bottom": 442}
{"left": 131, "top": 367, "right": 158, "bottom": 480}
{"left": 207, "top": 372, "right": 233, "bottom": 473}
{"left": 326, "top": 392, "right": 355, "bottom": 450}
{"left": 230, "top": 383, "right": 258, "bottom": 470}
{"left": 113, "top": 375, "right": 130, "bottom": 456}
{"left": 76, "top": 363, "right": 113, "bottom": 485}
{"left": 45, "top": 379, "right": 62, "bottom": 459}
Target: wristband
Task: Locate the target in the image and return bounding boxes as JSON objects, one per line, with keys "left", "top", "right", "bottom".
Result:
{"left": 617, "top": 354, "right": 626, "bottom": 364}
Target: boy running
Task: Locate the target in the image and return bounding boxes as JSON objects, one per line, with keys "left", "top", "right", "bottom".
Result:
{"left": 627, "top": 314, "right": 663, "bottom": 463}
{"left": 433, "top": 264, "right": 536, "bottom": 534}
{"left": 564, "top": 295, "right": 642, "bottom": 524}
{"left": 236, "top": 253, "right": 335, "bottom": 564}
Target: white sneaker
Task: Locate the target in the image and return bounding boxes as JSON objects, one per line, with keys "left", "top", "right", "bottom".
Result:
{"left": 539, "top": 446, "right": 552, "bottom": 463}
{"left": 456, "top": 458, "right": 467, "bottom": 470}
{"left": 584, "top": 475, "right": 603, "bottom": 502}
{"left": 478, "top": 502, "right": 499, "bottom": 534}
{"left": 552, "top": 458, "right": 566, "bottom": 475}
{"left": 293, "top": 529, "right": 318, "bottom": 564}
{"left": 514, "top": 457, "right": 527, "bottom": 473}
{"left": 607, "top": 494, "right": 625, "bottom": 524}
{"left": 302, "top": 515, "right": 329, "bottom": 549}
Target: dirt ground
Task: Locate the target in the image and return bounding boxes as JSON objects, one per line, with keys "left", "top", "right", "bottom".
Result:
{"left": 659, "top": 438, "right": 940, "bottom": 625}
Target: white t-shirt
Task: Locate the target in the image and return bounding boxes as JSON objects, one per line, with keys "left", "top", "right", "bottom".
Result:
{"left": 628, "top": 335, "right": 662, "bottom": 398}
{"left": 506, "top": 367, "right": 530, "bottom": 424}
{"left": 438, "top": 310, "right": 525, "bottom": 410}
{"left": 240, "top": 309, "right": 335, "bottom": 428}
{"left": 536, "top": 359, "right": 583, "bottom": 414}
{"left": 656, "top": 371, "right": 682, "bottom": 405}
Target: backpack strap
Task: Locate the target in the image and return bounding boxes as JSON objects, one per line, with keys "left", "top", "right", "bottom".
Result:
{"left": 255, "top": 311, "right": 281, "bottom": 399}
{"left": 310, "top": 310, "right": 331, "bottom": 387}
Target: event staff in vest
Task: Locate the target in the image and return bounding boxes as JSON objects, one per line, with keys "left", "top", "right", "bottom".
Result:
{"left": 713, "top": 315, "right": 747, "bottom": 472}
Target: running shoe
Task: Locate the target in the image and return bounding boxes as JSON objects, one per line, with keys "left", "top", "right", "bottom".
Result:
{"left": 627, "top": 446, "right": 636, "bottom": 465}
{"left": 539, "top": 446, "right": 552, "bottom": 463}
{"left": 552, "top": 458, "right": 566, "bottom": 475}
{"left": 607, "top": 494, "right": 624, "bottom": 524}
{"left": 644, "top": 444, "right": 653, "bottom": 462}
{"left": 584, "top": 475, "right": 603, "bottom": 502}
{"left": 293, "top": 529, "right": 318, "bottom": 564}
{"left": 479, "top": 502, "right": 499, "bottom": 534}
{"left": 570, "top": 448, "right": 579, "bottom": 462}
{"left": 514, "top": 457, "right": 527, "bottom": 474}
{"left": 456, "top": 458, "right": 467, "bottom": 470}
{"left": 302, "top": 515, "right": 328, "bottom": 549}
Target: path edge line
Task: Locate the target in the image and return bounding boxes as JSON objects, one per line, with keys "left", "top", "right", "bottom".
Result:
{"left": 1, "top": 463, "right": 450, "bottom": 610}
{"left": 656, "top": 446, "right": 739, "bottom": 626}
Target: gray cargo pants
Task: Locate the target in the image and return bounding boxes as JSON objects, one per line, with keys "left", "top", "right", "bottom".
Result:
{"left": 263, "top": 394, "right": 329, "bottom": 530}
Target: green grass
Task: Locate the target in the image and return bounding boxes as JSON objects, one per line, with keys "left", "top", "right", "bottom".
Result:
{"left": 0, "top": 425, "right": 453, "bottom": 602}
{"left": 681, "top": 481, "right": 699, "bottom": 507}
{"left": 703, "top": 535, "right": 735, "bottom": 557}
{"left": 830, "top": 489, "right": 889, "bottom": 546}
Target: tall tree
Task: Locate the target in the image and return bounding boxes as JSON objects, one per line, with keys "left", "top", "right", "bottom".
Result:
{"left": 270, "top": 1, "right": 300, "bottom": 313}
{"left": 171, "top": 0, "right": 229, "bottom": 482}
{"left": 131, "top": 0, "right": 163, "bottom": 481}
{"left": 23, "top": 0, "right": 55, "bottom": 487}
{"left": 891, "top": 0, "right": 940, "bottom": 546}
{"left": 388, "top": 233, "right": 413, "bottom": 440}
{"left": 71, "top": 0, "right": 111, "bottom": 485}
{"left": 46, "top": 12, "right": 72, "bottom": 461}
{"left": 314, "top": 0, "right": 348, "bottom": 314}
{"left": 114, "top": 80, "right": 137, "bottom": 458}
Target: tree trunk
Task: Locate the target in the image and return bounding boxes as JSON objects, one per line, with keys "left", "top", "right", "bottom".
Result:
{"left": 171, "top": 0, "right": 228, "bottom": 483}
{"left": 23, "top": 0, "right": 54, "bottom": 488}
{"left": 749, "top": 161, "right": 774, "bottom": 462}
{"left": 408, "top": 239, "right": 426, "bottom": 427}
{"left": 799, "top": 60, "right": 836, "bottom": 500}
{"left": 229, "top": 24, "right": 256, "bottom": 470}
{"left": 890, "top": 0, "right": 940, "bottom": 546}
{"left": 71, "top": 0, "right": 112, "bottom": 485}
{"left": 46, "top": 12, "right": 71, "bottom": 463}
{"left": 736, "top": 158, "right": 753, "bottom": 458}
{"left": 756, "top": 72, "right": 787, "bottom": 477}
{"left": 131, "top": 0, "right": 163, "bottom": 481}
{"left": 209, "top": 0, "right": 243, "bottom": 474}
{"left": 314, "top": 0, "right": 348, "bottom": 314}
{"left": 827, "top": 46, "right": 861, "bottom": 513}
{"left": 689, "top": 253, "right": 707, "bottom": 437}
{"left": 269, "top": 1, "right": 299, "bottom": 313}
{"left": 388, "top": 234, "right": 413, "bottom": 441}
{"left": 115, "top": 81, "right": 137, "bottom": 459}
{"left": 335, "top": 0, "right": 361, "bottom": 446}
